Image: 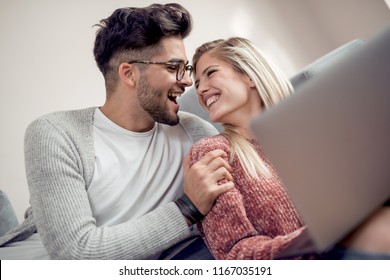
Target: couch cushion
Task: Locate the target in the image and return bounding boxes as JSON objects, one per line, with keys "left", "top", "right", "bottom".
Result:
{"left": 0, "top": 190, "right": 19, "bottom": 236}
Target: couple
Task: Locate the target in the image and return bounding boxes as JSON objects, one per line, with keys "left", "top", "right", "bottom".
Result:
{"left": 0, "top": 3, "right": 388, "bottom": 260}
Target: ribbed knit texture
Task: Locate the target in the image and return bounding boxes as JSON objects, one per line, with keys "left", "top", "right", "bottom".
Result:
{"left": 0, "top": 107, "right": 218, "bottom": 259}
{"left": 189, "top": 135, "right": 306, "bottom": 259}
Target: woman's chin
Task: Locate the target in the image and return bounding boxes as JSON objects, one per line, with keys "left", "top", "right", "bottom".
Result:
{"left": 210, "top": 114, "right": 223, "bottom": 123}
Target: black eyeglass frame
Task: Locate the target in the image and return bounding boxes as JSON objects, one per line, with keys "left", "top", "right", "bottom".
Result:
{"left": 128, "top": 60, "right": 194, "bottom": 81}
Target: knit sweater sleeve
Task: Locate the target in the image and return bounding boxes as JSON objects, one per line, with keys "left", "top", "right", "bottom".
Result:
{"left": 24, "top": 116, "right": 193, "bottom": 259}
{"left": 189, "top": 136, "right": 305, "bottom": 260}
{"left": 200, "top": 189, "right": 304, "bottom": 260}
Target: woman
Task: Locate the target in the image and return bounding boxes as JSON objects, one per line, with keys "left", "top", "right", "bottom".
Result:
{"left": 188, "top": 37, "right": 390, "bottom": 260}
{"left": 188, "top": 37, "right": 307, "bottom": 260}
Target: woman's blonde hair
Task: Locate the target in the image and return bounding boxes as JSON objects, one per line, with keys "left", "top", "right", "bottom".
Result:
{"left": 193, "top": 37, "right": 294, "bottom": 179}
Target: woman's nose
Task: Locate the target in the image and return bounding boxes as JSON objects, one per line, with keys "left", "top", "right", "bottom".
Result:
{"left": 196, "top": 81, "right": 209, "bottom": 97}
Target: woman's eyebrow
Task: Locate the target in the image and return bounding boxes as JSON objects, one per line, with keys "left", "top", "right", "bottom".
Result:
{"left": 194, "top": 65, "right": 217, "bottom": 88}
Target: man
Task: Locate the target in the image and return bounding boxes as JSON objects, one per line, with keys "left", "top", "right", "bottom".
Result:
{"left": 0, "top": 3, "right": 233, "bottom": 259}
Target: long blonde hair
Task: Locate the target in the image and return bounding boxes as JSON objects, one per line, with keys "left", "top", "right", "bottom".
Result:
{"left": 193, "top": 37, "right": 294, "bottom": 179}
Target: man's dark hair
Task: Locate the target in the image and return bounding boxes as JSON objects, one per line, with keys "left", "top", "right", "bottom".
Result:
{"left": 93, "top": 3, "right": 192, "bottom": 90}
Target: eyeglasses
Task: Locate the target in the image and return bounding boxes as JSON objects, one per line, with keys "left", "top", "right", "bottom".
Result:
{"left": 128, "top": 60, "right": 193, "bottom": 81}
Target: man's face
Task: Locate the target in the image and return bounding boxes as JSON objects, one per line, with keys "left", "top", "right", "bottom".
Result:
{"left": 136, "top": 36, "right": 193, "bottom": 126}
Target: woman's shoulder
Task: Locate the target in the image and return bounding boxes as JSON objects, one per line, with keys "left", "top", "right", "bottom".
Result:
{"left": 189, "top": 134, "right": 231, "bottom": 164}
{"left": 193, "top": 134, "right": 229, "bottom": 149}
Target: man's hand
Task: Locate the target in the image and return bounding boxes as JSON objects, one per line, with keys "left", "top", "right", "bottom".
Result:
{"left": 183, "top": 149, "right": 234, "bottom": 215}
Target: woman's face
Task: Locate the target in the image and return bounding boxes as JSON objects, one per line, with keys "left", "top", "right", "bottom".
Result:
{"left": 194, "top": 52, "right": 262, "bottom": 126}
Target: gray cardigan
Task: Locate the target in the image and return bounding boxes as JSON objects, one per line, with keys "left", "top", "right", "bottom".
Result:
{"left": 0, "top": 107, "right": 217, "bottom": 259}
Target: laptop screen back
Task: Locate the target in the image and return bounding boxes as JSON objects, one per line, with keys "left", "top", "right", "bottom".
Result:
{"left": 251, "top": 24, "right": 390, "bottom": 251}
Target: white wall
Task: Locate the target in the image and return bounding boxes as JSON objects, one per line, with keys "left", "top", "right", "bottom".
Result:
{"left": 1, "top": 0, "right": 389, "bottom": 221}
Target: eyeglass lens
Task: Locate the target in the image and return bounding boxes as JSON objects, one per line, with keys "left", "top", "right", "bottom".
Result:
{"left": 177, "top": 63, "right": 193, "bottom": 81}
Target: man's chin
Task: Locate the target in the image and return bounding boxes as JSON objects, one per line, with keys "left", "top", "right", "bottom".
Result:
{"left": 166, "top": 117, "right": 180, "bottom": 126}
{"left": 167, "top": 110, "right": 180, "bottom": 126}
{"left": 155, "top": 114, "right": 179, "bottom": 126}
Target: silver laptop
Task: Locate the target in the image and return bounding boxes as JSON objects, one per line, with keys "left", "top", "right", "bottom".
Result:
{"left": 251, "top": 24, "right": 390, "bottom": 257}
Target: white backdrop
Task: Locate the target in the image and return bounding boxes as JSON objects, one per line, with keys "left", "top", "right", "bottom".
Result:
{"left": 1, "top": 0, "right": 389, "bottom": 221}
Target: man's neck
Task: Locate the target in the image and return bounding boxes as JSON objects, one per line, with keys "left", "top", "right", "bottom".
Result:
{"left": 100, "top": 98, "right": 155, "bottom": 132}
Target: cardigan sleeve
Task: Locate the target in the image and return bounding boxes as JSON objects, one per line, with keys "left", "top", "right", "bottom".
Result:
{"left": 188, "top": 136, "right": 306, "bottom": 260}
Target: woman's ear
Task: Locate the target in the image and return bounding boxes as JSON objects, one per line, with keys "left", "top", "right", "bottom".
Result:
{"left": 118, "top": 63, "right": 137, "bottom": 87}
{"left": 245, "top": 75, "right": 256, "bottom": 89}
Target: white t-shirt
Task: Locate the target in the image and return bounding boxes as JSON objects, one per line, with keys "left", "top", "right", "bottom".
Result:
{"left": 88, "top": 108, "right": 192, "bottom": 226}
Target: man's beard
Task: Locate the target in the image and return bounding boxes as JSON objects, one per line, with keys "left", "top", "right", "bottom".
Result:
{"left": 137, "top": 75, "right": 179, "bottom": 126}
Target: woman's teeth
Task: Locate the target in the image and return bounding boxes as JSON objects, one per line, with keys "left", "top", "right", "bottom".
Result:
{"left": 206, "top": 95, "right": 220, "bottom": 107}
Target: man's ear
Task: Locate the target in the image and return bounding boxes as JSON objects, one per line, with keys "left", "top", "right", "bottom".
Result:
{"left": 118, "top": 63, "right": 137, "bottom": 87}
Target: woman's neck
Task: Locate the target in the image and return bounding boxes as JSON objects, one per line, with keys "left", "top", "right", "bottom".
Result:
{"left": 223, "top": 124, "right": 257, "bottom": 140}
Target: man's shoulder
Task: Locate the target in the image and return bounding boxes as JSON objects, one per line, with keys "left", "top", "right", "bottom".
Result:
{"left": 37, "top": 107, "right": 96, "bottom": 122}
{"left": 26, "top": 107, "right": 97, "bottom": 137}
{"left": 178, "top": 111, "right": 209, "bottom": 126}
{"left": 29, "top": 107, "right": 96, "bottom": 127}
{"left": 178, "top": 111, "right": 218, "bottom": 142}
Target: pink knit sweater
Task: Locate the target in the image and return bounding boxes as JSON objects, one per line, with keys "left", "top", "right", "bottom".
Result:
{"left": 189, "top": 134, "right": 306, "bottom": 260}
